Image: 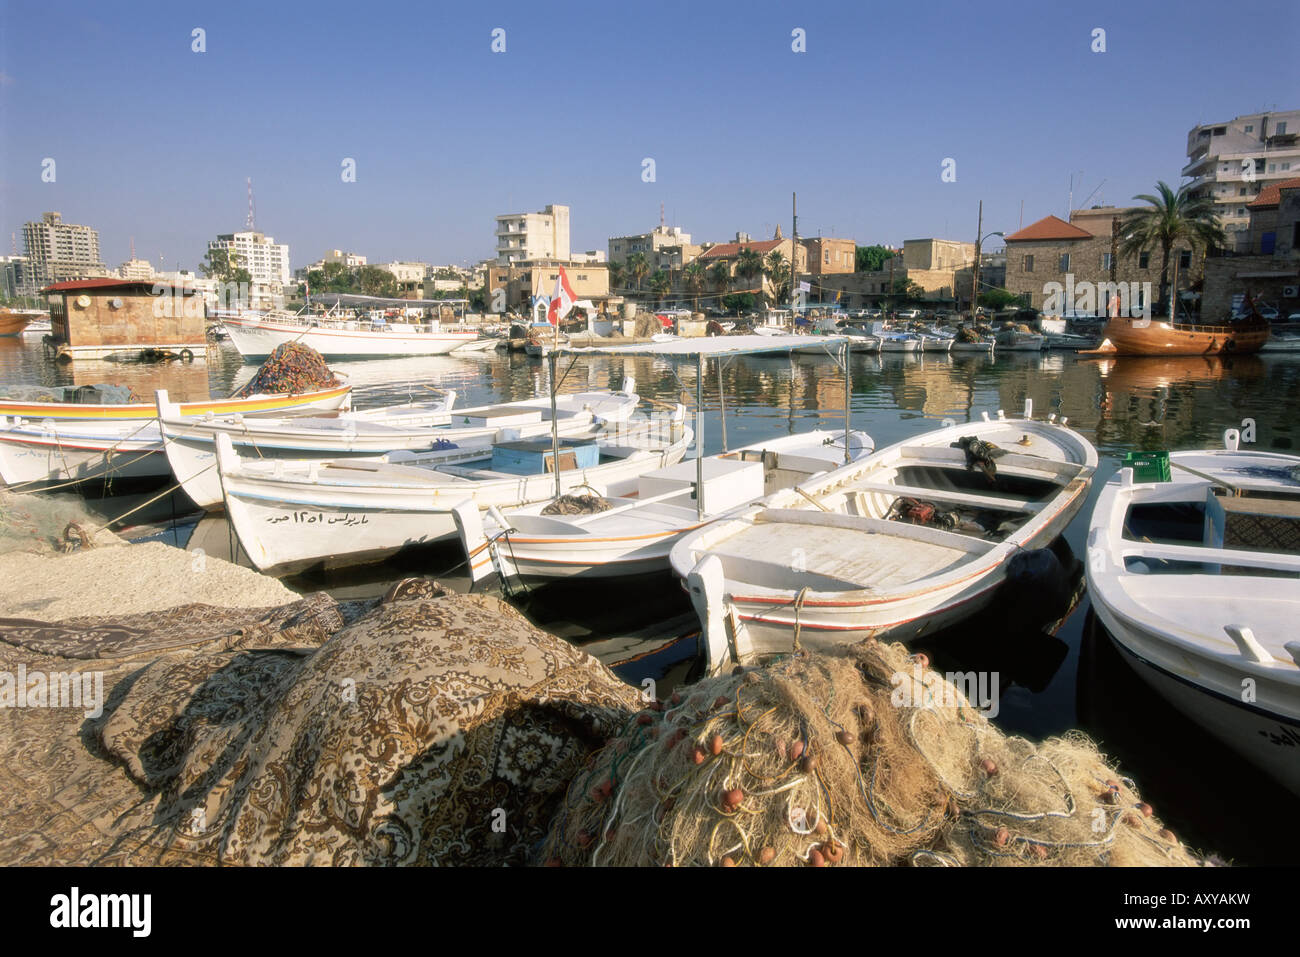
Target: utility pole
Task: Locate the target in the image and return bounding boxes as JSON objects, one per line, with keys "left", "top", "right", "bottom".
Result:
{"left": 971, "top": 200, "right": 983, "bottom": 320}
{"left": 791, "top": 192, "right": 798, "bottom": 314}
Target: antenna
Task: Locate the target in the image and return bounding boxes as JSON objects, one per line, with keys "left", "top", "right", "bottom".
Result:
{"left": 10, "top": 232, "right": 16, "bottom": 255}
{"left": 246, "top": 177, "right": 256, "bottom": 231}
{"left": 130, "top": 236, "right": 136, "bottom": 261}
{"left": 660, "top": 202, "right": 665, "bottom": 229}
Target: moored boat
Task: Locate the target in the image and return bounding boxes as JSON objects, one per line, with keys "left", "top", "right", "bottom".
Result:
{"left": 0, "top": 311, "right": 32, "bottom": 337}
{"left": 0, "top": 382, "right": 351, "bottom": 422}
{"left": 223, "top": 310, "right": 481, "bottom": 360}
{"left": 455, "top": 430, "right": 874, "bottom": 585}
{"left": 671, "top": 404, "right": 1097, "bottom": 673}
{"left": 1085, "top": 433, "right": 1300, "bottom": 794}
{"left": 214, "top": 409, "right": 691, "bottom": 576}
{"left": 1084, "top": 314, "right": 1270, "bottom": 357}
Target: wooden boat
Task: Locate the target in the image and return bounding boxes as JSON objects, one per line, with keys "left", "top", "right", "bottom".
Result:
{"left": 455, "top": 430, "right": 873, "bottom": 585}
{"left": 0, "top": 384, "right": 376, "bottom": 489}
{"left": 671, "top": 403, "right": 1097, "bottom": 673}
{"left": 0, "top": 382, "right": 351, "bottom": 422}
{"left": 0, "top": 311, "right": 32, "bottom": 337}
{"left": 214, "top": 410, "right": 691, "bottom": 576}
{"left": 159, "top": 382, "right": 637, "bottom": 510}
{"left": 1085, "top": 432, "right": 1300, "bottom": 794}
{"left": 223, "top": 311, "right": 480, "bottom": 359}
{"left": 1084, "top": 314, "right": 1270, "bottom": 356}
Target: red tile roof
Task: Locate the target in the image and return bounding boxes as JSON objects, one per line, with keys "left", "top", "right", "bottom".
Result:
{"left": 1248, "top": 177, "right": 1300, "bottom": 209}
{"left": 698, "top": 239, "right": 784, "bottom": 260}
{"left": 1003, "top": 215, "right": 1094, "bottom": 242}
{"left": 42, "top": 277, "right": 193, "bottom": 293}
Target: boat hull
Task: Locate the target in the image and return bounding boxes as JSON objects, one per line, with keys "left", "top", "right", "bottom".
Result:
{"left": 223, "top": 316, "right": 478, "bottom": 359}
{"left": 1086, "top": 316, "right": 1269, "bottom": 356}
{"left": 0, "top": 385, "right": 351, "bottom": 422}
{"left": 0, "top": 424, "right": 169, "bottom": 486}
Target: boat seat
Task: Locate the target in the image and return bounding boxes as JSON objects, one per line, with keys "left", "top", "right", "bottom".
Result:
{"left": 898, "top": 445, "right": 1083, "bottom": 478}
{"left": 754, "top": 508, "right": 997, "bottom": 553}
{"left": 1124, "top": 542, "right": 1300, "bottom": 574}
{"left": 847, "top": 481, "right": 1044, "bottom": 514}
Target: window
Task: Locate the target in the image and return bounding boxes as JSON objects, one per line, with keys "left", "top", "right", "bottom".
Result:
{"left": 1285, "top": 163, "right": 1292, "bottom": 171}
{"left": 1178, "top": 250, "right": 1192, "bottom": 269}
{"left": 824, "top": 251, "right": 830, "bottom": 264}
{"left": 1139, "top": 252, "right": 1150, "bottom": 269}
{"left": 1023, "top": 255, "right": 1034, "bottom": 273}
{"left": 1245, "top": 124, "right": 1254, "bottom": 133}
{"left": 1240, "top": 187, "right": 1248, "bottom": 196}
{"left": 1101, "top": 253, "right": 1113, "bottom": 270}
{"left": 1213, "top": 127, "right": 1226, "bottom": 135}
{"left": 1058, "top": 252, "right": 1070, "bottom": 272}
{"left": 1269, "top": 164, "right": 1277, "bottom": 173}
{"left": 1277, "top": 121, "right": 1288, "bottom": 135}
{"left": 1262, "top": 232, "right": 1276, "bottom": 255}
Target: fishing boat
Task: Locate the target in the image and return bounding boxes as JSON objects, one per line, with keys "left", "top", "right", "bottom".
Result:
{"left": 1260, "top": 330, "right": 1300, "bottom": 353}
{"left": 672, "top": 403, "right": 1097, "bottom": 674}
{"left": 1084, "top": 315, "right": 1270, "bottom": 357}
{"left": 0, "top": 311, "right": 32, "bottom": 337}
{"left": 222, "top": 305, "right": 481, "bottom": 360}
{"left": 0, "top": 382, "right": 366, "bottom": 489}
{"left": 996, "top": 329, "right": 1046, "bottom": 352}
{"left": 0, "top": 382, "right": 351, "bottom": 422}
{"left": 158, "top": 382, "right": 637, "bottom": 510}
{"left": 214, "top": 411, "right": 691, "bottom": 575}
{"left": 877, "top": 332, "right": 922, "bottom": 353}
{"left": 1085, "top": 432, "right": 1300, "bottom": 794}
{"left": 455, "top": 430, "right": 874, "bottom": 586}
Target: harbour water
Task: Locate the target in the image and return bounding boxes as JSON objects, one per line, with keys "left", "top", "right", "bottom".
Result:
{"left": 2, "top": 334, "right": 1297, "bottom": 863}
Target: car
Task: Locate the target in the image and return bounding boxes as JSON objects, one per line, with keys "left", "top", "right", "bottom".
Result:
{"left": 1258, "top": 306, "right": 1280, "bottom": 320}
{"left": 896, "top": 309, "right": 920, "bottom": 320}
{"left": 1287, "top": 312, "right": 1300, "bottom": 323}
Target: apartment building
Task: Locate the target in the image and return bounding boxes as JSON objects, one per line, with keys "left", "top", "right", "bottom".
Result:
{"left": 23, "top": 212, "right": 109, "bottom": 287}
{"left": 1, "top": 255, "right": 33, "bottom": 299}
{"left": 484, "top": 259, "right": 609, "bottom": 314}
{"left": 1201, "top": 177, "right": 1300, "bottom": 318}
{"left": 495, "top": 204, "right": 570, "bottom": 265}
{"left": 1183, "top": 109, "right": 1300, "bottom": 245}
{"left": 208, "top": 230, "right": 291, "bottom": 285}
{"left": 608, "top": 225, "right": 699, "bottom": 270}
{"left": 117, "top": 258, "right": 155, "bottom": 281}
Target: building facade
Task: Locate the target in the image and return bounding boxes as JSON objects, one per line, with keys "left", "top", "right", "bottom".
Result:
{"left": 209, "top": 231, "right": 291, "bottom": 285}
{"left": 801, "top": 237, "right": 856, "bottom": 276}
{"left": 117, "top": 258, "right": 155, "bottom": 281}
{"left": 495, "top": 205, "right": 570, "bottom": 265}
{"left": 1184, "top": 109, "right": 1300, "bottom": 246}
{"left": 0, "top": 256, "right": 33, "bottom": 299}
{"left": 1201, "top": 178, "right": 1300, "bottom": 319}
{"left": 484, "top": 259, "right": 609, "bottom": 314}
{"left": 23, "top": 212, "right": 109, "bottom": 287}
{"left": 1003, "top": 208, "right": 1202, "bottom": 315}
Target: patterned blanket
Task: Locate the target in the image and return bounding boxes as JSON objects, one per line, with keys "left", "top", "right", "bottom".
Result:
{"left": 0, "top": 579, "right": 640, "bottom": 866}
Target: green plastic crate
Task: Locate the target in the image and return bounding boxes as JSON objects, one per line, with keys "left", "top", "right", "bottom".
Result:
{"left": 1122, "top": 450, "right": 1171, "bottom": 483}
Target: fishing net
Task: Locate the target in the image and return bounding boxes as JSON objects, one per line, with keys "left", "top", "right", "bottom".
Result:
{"left": 538, "top": 642, "right": 1206, "bottom": 867}
{"left": 0, "top": 490, "right": 119, "bottom": 555}
{"left": 0, "top": 383, "right": 140, "bottom": 404}
{"left": 232, "top": 343, "right": 339, "bottom": 398}
{"left": 633, "top": 314, "right": 661, "bottom": 339}
{"left": 1014, "top": 323, "right": 1035, "bottom": 334}
{"left": 957, "top": 327, "right": 982, "bottom": 343}
{"left": 541, "top": 494, "right": 613, "bottom": 516}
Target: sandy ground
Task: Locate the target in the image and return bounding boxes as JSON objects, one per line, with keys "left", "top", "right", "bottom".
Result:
{"left": 0, "top": 539, "right": 298, "bottom": 621}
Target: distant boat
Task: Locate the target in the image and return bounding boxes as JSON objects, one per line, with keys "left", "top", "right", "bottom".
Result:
{"left": 1084, "top": 314, "right": 1269, "bottom": 357}
{"left": 0, "top": 311, "right": 31, "bottom": 337}
{"left": 223, "top": 310, "right": 480, "bottom": 359}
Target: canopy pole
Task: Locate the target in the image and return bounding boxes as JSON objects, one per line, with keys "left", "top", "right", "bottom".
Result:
{"left": 549, "top": 351, "right": 561, "bottom": 500}
{"left": 842, "top": 340, "right": 852, "bottom": 463}
{"left": 716, "top": 358, "right": 727, "bottom": 452}
{"left": 696, "top": 351, "right": 705, "bottom": 520}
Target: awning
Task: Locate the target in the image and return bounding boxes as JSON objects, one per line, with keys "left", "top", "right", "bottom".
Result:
{"left": 309, "top": 293, "right": 468, "bottom": 307}
{"left": 558, "top": 333, "right": 849, "bottom": 358}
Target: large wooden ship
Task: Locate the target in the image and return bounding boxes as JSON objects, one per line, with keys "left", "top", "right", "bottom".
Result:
{"left": 1083, "top": 294, "right": 1270, "bottom": 357}
{"left": 0, "top": 310, "right": 32, "bottom": 337}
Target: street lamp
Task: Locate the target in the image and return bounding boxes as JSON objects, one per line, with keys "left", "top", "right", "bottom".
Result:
{"left": 972, "top": 228, "right": 1004, "bottom": 320}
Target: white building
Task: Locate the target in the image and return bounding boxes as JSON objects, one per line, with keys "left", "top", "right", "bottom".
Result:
{"left": 1184, "top": 109, "right": 1300, "bottom": 245}
{"left": 118, "top": 258, "right": 155, "bottom": 281}
{"left": 321, "top": 249, "right": 367, "bottom": 268}
{"left": 495, "top": 204, "right": 570, "bottom": 265}
{"left": 23, "top": 212, "right": 109, "bottom": 287}
{"left": 208, "top": 230, "right": 291, "bottom": 285}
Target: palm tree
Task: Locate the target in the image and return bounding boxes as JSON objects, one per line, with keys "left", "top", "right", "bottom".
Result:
{"left": 734, "top": 247, "right": 764, "bottom": 292}
{"left": 709, "top": 260, "right": 731, "bottom": 298}
{"left": 683, "top": 261, "right": 706, "bottom": 311}
{"left": 649, "top": 269, "right": 671, "bottom": 303}
{"left": 764, "top": 250, "right": 790, "bottom": 306}
{"left": 1120, "top": 181, "right": 1226, "bottom": 314}
{"left": 625, "top": 252, "right": 651, "bottom": 293}
{"left": 608, "top": 261, "right": 625, "bottom": 293}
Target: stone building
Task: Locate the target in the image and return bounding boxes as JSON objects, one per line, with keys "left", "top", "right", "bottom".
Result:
{"left": 42, "top": 277, "right": 208, "bottom": 361}
{"left": 484, "top": 259, "right": 609, "bottom": 315}
{"left": 801, "top": 237, "right": 856, "bottom": 276}
{"left": 1201, "top": 178, "right": 1300, "bottom": 319}
{"left": 1003, "top": 208, "right": 1203, "bottom": 316}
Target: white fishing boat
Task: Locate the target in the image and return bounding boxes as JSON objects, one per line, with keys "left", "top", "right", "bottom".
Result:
{"left": 951, "top": 338, "right": 996, "bottom": 353}
{"left": 214, "top": 410, "right": 691, "bottom": 576}
{"left": 1260, "top": 332, "right": 1300, "bottom": 353}
{"left": 1085, "top": 433, "right": 1300, "bottom": 794}
{"left": 454, "top": 430, "right": 874, "bottom": 586}
{"left": 159, "top": 382, "right": 637, "bottom": 510}
{"left": 997, "top": 329, "right": 1047, "bottom": 352}
{"left": 223, "top": 300, "right": 481, "bottom": 359}
{"left": 918, "top": 332, "right": 954, "bottom": 353}
{"left": 0, "top": 382, "right": 351, "bottom": 422}
{"left": 672, "top": 402, "right": 1097, "bottom": 673}
{"left": 0, "top": 384, "right": 354, "bottom": 488}
{"left": 877, "top": 333, "right": 922, "bottom": 353}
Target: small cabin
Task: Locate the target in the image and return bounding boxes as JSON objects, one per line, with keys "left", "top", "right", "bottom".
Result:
{"left": 43, "top": 278, "right": 208, "bottom": 361}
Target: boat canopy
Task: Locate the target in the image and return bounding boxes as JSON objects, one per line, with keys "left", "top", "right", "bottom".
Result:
{"left": 308, "top": 293, "right": 469, "bottom": 307}
{"left": 558, "top": 334, "right": 849, "bottom": 359}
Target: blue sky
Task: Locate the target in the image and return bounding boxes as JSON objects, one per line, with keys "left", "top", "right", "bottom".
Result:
{"left": 1, "top": 0, "right": 1296, "bottom": 271}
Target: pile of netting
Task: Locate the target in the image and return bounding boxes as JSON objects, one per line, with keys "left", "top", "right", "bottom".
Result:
{"left": 1014, "top": 323, "right": 1035, "bottom": 334}
{"left": 541, "top": 494, "right": 613, "bottom": 516}
{"left": 956, "top": 326, "right": 984, "bottom": 343}
{"left": 233, "top": 343, "right": 340, "bottom": 398}
{"left": 633, "top": 314, "right": 661, "bottom": 339}
{"left": 538, "top": 642, "right": 1206, "bottom": 867}
{"left": 0, "top": 383, "right": 141, "bottom": 404}
{"left": 0, "top": 490, "right": 118, "bottom": 555}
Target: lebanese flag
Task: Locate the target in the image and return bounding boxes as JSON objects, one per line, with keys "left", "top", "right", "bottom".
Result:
{"left": 545, "top": 266, "right": 577, "bottom": 325}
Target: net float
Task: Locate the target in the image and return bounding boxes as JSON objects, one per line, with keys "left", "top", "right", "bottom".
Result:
{"left": 671, "top": 692, "right": 682, "bottom": 705}
{"left": 1138, "top": 803, "right": 1153, "bottom": 818}
{"left": 724, "top": 787, "right": 744, "bottom": 809}
{"left": 835, "top": 730, "right": 853, "bottom": 747}
{"left": 913, "top": 652, "right": 930, "bottom": 668}
{"left": 713, "top": 695, "right": 730, "bottom": 709}
{"left": 822, "top": 841, "right": 844, "bottom": 864}
{"left": 790, "top": 740, "right": 805, "bottom": 761}
{"left": 636, "top": 713, "right": 653, "bottom": 726}
{"left": 759, "top": 847, "right": 776, "bottom": 865}
{"left": 721, "top": 856, "right": 737, "bottom": 867}
{"left": 1032, "top": 845, "right": 1047, "bottom": 861}
{"left": 994, "top": 827, "right": 1010, "bottom": 847}
{"left": 799, "top": 754, "right": 818, "bottom": 773}
{"left": 1159, "top": 829, "right": 1177, "bottom": 843}
{"left": 691, "top": 746, "right": 705, "bottom": 765}
{"left": 808, "top": 848, "right": 825, "bottom": 867}
{"left": 980, "top": 758, "right": 998, "bottom": 777}
{"left": 709, "top": 733, "right": 724, "bottom": 756}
